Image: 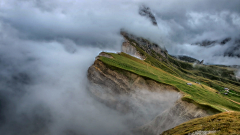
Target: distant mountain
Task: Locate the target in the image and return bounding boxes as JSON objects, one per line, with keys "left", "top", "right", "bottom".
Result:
{"left": 224, "top": 39, "right": 240, "bottom": 57}
{"left": 191, "top": 37, "right": 231, "bottom": 47}
{"left": 170, "top": 55, "right": 201, "bottom": 63}
{"left": 191, "top": 37, "right": 240, "bottom": 57}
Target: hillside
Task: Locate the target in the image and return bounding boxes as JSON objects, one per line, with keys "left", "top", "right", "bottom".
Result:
{"left": 161, "top": 111, "right": 240, "bottom": 135}
{"left": 97, "top": 52, "right": 240, "bottom": 112}
{"left": 120, "top": 32, "right": 240, "bottom": 112}
{"left": 87, "top": 32, "right": 240, "bottom": 134}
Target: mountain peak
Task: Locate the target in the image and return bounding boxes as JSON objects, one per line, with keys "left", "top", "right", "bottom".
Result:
{"left": 139, "top": 5, "right": 158, "bottom": 26}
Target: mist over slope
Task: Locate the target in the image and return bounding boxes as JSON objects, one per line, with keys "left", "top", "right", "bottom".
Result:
{"left": 0, "top": 0, "right": 240, "bottom": 135}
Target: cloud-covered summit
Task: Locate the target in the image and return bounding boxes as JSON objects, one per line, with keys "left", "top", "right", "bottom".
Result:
{"left": 142, "top": 0, "right": 240, "bottom": 64}
{"left": 1, "top": 0, "right": 240, "bottom": 63}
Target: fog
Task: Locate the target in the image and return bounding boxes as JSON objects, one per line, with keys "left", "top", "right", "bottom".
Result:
{"left": 0, "top": 38, "right": 180, "bottom": 134}
{"left": 0, "top": 0, "right": 240, "bottom": 135}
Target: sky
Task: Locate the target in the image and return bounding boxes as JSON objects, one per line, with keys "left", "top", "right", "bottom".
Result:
{"left": 0, "top": 0, "right": 240, "bottom": 135}
{"left": 1, "top": 0, "right": 240, "bottom": 64}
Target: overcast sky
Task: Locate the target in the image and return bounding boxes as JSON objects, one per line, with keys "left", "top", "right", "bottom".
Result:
{"left": 1, "top": 0, "right": 240, "bottom": 64}
{"left": 0, "top": 0, "right": 240, "bottom": 135}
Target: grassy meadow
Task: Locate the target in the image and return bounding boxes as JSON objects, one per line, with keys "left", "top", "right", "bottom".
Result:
{"left": 99, "top": 52, "right": 240, "bottom": 112}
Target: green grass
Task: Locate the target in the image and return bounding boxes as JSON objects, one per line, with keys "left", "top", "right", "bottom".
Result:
{"left": 161, "top": 111, "right": 240, "bottom": 135}
{"left": 98, "top": 52, "right": 240, "bottom": 112}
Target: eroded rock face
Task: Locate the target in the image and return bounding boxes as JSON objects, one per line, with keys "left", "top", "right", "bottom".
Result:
{"left": 87, "top": 57, "right": 210, "bottom": 135}
{"left": 87, "top": 59, "right": 179, "bottom": 110}
{"left": 88, "top": 59, "right": 180, "bottom": 128}
{"left": 135, "top": 100, "right": 209, "bottom": 135}
{"left": 122, "top": 40, "right": 145, "bottom": 60}
{"left": 121, "top": 32, "right": 167, "bottom": 59}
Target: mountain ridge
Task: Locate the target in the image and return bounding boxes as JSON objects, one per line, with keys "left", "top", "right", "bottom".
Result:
{"left": 191, "top": 37, "right": 240, "bottom": 58}
{"left": 87, "top": 31, "right": 240, "bottom": 134}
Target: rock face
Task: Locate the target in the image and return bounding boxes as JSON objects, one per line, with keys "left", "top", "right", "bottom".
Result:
{"left": 121, "top": 32, "right": 167, "bottom": 59}
{"left": 87, "top": 55, "right": 210, "bottom": 135}
{"left": 87, "top": 59, "right": 180, "bottom": 113}
{"left": 121, "top": 41, "right": 145, "bottom": 60}
{"left": 139, "top": 5, "right": 158, "bottom": 26}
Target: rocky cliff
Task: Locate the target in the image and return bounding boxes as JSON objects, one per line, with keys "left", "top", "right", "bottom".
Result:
{"left": 121, "top": 32, "right": 167, "bottom": 60}
{"left": 86, "top": 31, "right": 240, "bottom": 134}
{"left": 87, "top": 52, "right": 210, "bottom": 134}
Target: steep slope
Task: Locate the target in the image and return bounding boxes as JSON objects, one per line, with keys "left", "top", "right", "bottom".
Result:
{"left": 122, "top": 32, "right": 240, "bottom": 91}
{"left": 88, "top": 55, "right": 181, "bottom": 127}
{"left": 88, "top": 53, "right": 215, "bottom": 134}
{"left": 95, "top": 52, "right": 240, "bottom": 112}
{"left": 87, "top": 32, "right": 240, "bottom": 134}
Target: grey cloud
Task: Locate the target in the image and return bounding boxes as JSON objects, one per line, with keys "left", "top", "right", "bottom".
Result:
{"left": 139, "top": 0, "right": 240, "bottom": 64}
{"left": 0, "top": 0, "right": 163, "bottom": 50}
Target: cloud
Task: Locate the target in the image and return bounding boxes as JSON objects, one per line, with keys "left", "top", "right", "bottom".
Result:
{"left": 0, "top": 0, "right": 166, "bottom": 50}
{"left": 0, "top": 33, "right": 180, "bottom": 134}
{"left": 139, "top": 0, "right": 240, "bottom": 64}
{"left": 2, "top": 0, "right": 240, "bottom": 64}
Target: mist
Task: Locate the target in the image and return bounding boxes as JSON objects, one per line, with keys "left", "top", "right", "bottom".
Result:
{"left": 0, "top": 0, "right": 240, "bottom": 135}
{"left": 0, "top": 37, "right": 180, "bottom": 134}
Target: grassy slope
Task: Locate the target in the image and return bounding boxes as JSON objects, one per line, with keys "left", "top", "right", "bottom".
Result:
{"left": 166, "top": 55, "right": 240, "bottom": 105}
{"left": 161, "top": 111, "right": 240, "bottom": 135}
{"left": 99, "top": 52, "right": 240, "bottom": 112}
{"left": 167, "top": 55, "right": 240, "bottom": 92}
{"left": 124, "top": 34, "right": 240, "bottom": 95}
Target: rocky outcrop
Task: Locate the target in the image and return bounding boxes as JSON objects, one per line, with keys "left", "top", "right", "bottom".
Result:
{"left": 139, "top": 5, "right": 158, "bottom": 26}
{"left": 87, "top": 54, "right": 211, "bottom": 134}
{"left": 121, "top": 39, "right": 145, "bottom": 60}
{"left": 121, "top": 32, "right": 167, "bottom": 59}
{"left": 87, "top": 59, "right": 179, "bottom": 111}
